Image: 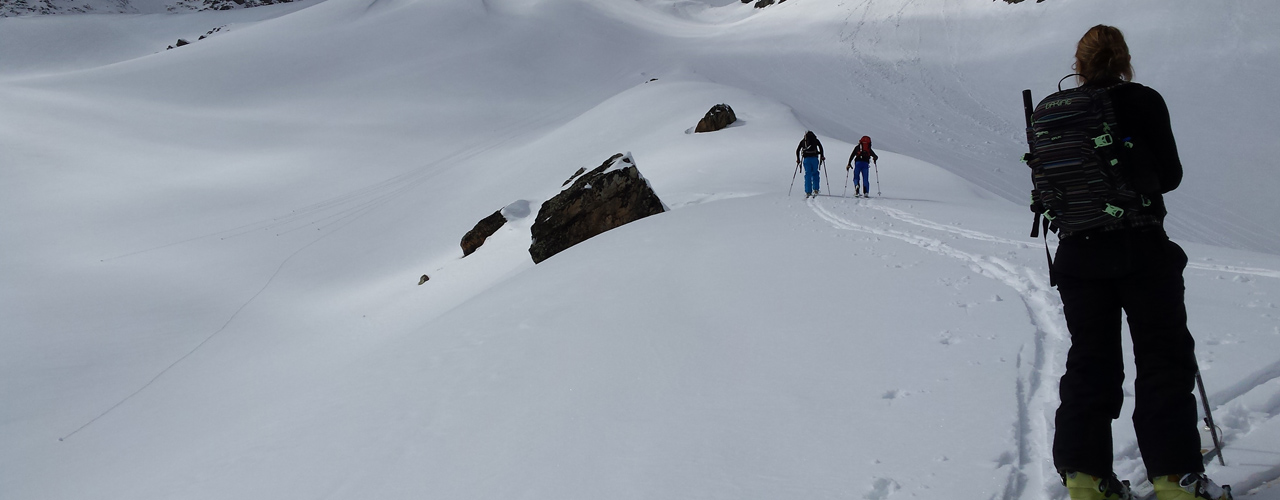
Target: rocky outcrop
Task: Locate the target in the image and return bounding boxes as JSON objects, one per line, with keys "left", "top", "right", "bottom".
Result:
{"left": 3, "top": 0, "right": 294, "bottom": 17}
{"left": 460, "top": 210, "right": 507, "bottom": 257}
{"left": 459, "top": 200, "right": 533, "bottom": 257}
{"left": 562, "top": 167, "right": 586, "bottom": 187}
{"left": 529, "top": 153, "right": 665, "bottom": 264}
{"left": 694, "top": 103, "right": 737, "bottom": 133}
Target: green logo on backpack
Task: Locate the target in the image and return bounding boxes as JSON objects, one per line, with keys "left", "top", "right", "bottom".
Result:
{"left": 1042, "top": 98, "right": 1073, "bottom": 109}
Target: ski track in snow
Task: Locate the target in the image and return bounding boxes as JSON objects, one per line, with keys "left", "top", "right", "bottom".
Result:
{"left": 1185, "top": 263, "right": 1280, "bottom": 280}
{"left": 1203, "top": 357, "right": 1280, "bottom": 496}
{"left": 821, "top": 198, "right": 1280, "bottom": 498}
{"left": 866, "top": 204, "right": 1280, "bottom": 281}
{"left": 807, "top": 197, "right": 1064, "bottom": 500}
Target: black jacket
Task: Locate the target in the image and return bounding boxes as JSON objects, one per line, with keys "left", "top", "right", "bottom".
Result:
{"left": 848, "top": 144, "right": 878, "bottom": 164}
{"left": 1101, "top": 80, "right": 1183, "bottom": 218}
{"left": 796, "top": 136, "right": 824, "bottom": 162}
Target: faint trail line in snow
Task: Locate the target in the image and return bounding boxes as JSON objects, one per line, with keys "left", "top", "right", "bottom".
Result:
{"left": 61, "top": 231, "right": 333, "bottom": 442}
{"left": 99, "top": 121, "right": 529, "bottom": 262}
{"left": 807, "top": 197, "right": 1064, "bottom": 500}
{"left": 866, "top": 204, "right": 1280, "bottom": 280}
{"left": 866, "top": 204, "right": 1032, "bottom": 248}
{"left": 100, "top": 160, "right": 446, "bottom": 262}
{"left": 68, "top": 116, "right": 556, "bottom": 440}
{"left": 1209, "top": 358, "right": 1280, "bottom": 411}
{"left": 1186, "top": 262, "right": 1280, "bottom": 279}
{"left": 1184, "top": 358, "right": 1280, "bottom": 483}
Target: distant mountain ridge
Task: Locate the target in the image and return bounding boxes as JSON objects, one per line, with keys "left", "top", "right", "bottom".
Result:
{"left": 1, "top": 0, "right": 296, "bottom": 17}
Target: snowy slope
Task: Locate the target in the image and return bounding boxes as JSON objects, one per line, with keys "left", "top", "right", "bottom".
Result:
{"left": 2, "top": 0, "right": 1279, "bottom": 499}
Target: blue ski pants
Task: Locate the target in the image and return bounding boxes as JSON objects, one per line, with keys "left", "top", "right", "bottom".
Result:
{"left": 803, "top": 156, "right": 820, "bottom": 194}
{"left": 853, "top": 161, "right": 870, "bottom": 193}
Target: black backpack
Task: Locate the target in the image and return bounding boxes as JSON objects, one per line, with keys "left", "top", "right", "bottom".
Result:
{"left": 1023, "top": 80, "right": 1147, "bottom": 236}
{"left": 800, "top": 138, "right": 821, "bottom": 157}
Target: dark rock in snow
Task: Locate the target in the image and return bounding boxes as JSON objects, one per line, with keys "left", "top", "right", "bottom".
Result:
{"left": 460, "top": 210, "right": 507, "bottom": 257}
{"left": 563, "top": 167, "right": 586, "bottom": 187}
{"left": 695, "top": 103, "right": 737, "bottom": 133}
{"left": 529, "top": 153, "right": 665, "bottom": 264}
{"left": 418, "top": 274, "right": 430, "bottom": 285}
{"left": 3, "top": 0, "right": 291, "bottom": 16}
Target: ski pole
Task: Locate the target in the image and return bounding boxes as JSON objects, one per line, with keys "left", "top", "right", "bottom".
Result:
{"left": 1197, "top": 371, "right": 1226, "bottom": 466}
{"left": 822, "top": 159, "right": 831, "bottom": 195}
{"left": 873, "top": 160, "right": 881, "bottom": 196}
{"left": 788, "top": 162, "right": 800, "bottom": 196}
{"left": 843, "top": 166, "right": 850, "bottom": 197}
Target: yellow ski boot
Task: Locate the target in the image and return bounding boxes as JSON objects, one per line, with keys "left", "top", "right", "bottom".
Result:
{"left": 1062, "top": 471, "right": 1134, "bottom": 500}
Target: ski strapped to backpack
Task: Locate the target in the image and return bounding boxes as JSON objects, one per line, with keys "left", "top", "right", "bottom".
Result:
{"left": 1023, "top": 75, "right": 1150, "bottom": 238}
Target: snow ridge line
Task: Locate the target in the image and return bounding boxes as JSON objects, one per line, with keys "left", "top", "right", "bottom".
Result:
{"left": 807, "top": 197, "right": 1065, "bottom": 500}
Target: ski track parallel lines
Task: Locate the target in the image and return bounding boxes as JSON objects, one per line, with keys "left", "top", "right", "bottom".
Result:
{"left": 827, "top": 198, "right": 1280, "bottom": 495}
{"left": 806, "top": 197, "right": 1062, "bottom": 500}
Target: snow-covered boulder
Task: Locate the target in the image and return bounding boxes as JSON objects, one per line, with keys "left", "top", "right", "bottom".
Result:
{"left": 529, "top": 153, "right": 665, "bottom": 264}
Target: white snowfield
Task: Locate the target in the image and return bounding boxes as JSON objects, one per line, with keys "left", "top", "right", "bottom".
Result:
{"left": 1, "top": 0, "right": 1279, "bottom": 499}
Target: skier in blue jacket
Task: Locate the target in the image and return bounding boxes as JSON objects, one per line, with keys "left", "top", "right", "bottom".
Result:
{"left": 795, "top": 131, "right": 825, "bottom": 198}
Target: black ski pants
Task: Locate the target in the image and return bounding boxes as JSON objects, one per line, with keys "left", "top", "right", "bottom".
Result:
{"left": 1050, "top": 230, "right": 1203, "bottom": 478}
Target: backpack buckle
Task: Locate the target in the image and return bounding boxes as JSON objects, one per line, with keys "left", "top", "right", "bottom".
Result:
{"left": 1104, "top": 204, "right": 1125, "bottom": 218}
{"left": 1093, "top": 133, "right": 1114, "bottom": 148}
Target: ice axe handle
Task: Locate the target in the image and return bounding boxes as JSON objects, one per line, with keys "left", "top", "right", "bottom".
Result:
{"left": 1024, "top": 89, "right": 1040, "bottom": 238}
{"left": 1022, "top": 89, "right": 1035, "bottom": 143}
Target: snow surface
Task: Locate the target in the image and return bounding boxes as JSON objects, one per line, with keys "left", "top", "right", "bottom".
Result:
{"left": 2, "top": 0, "right": 1279, "bottom": 499}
